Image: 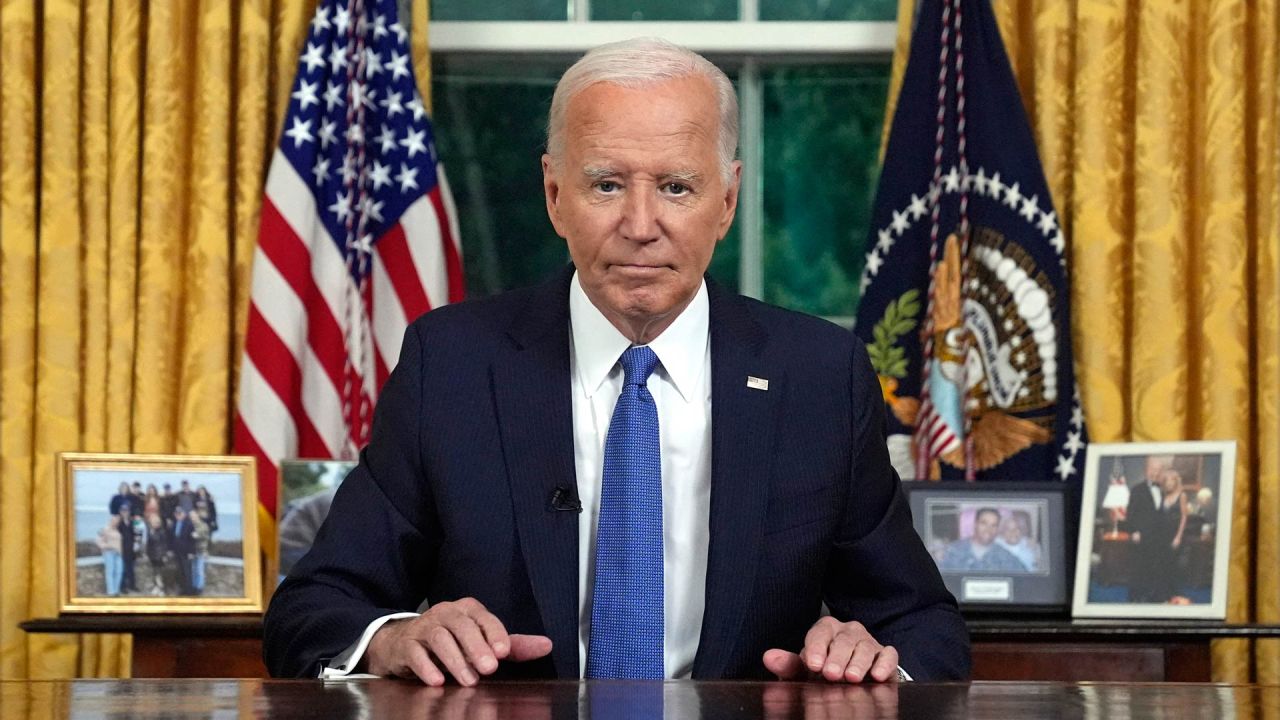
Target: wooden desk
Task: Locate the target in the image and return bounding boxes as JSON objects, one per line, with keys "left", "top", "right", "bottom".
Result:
{"left": 967, "top": 618, "right": 1280, "bottom": 681}
{"left": 1, "top": 679, "right": 1277, "bottom": 718}
{"left": 22, "top": 616, "right": 1280, "bottom": 681}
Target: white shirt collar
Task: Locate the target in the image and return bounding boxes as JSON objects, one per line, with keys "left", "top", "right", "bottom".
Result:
{"left": 568, "top": 270, "right": 709, "bottom": 404}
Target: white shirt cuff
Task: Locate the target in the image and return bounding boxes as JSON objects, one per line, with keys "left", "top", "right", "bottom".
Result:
{"left": 897, "top": 665, "right": 913, "bottom": 681}
{"left": 318, "top": 612, "right": 420, "bottom": 678}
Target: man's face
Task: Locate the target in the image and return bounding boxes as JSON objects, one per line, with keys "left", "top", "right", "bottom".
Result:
{"left": 1001, "top": 518, "right": 1022, "bottom": 544}
{"left": 1145, "top": 456, "right": 1166, "bottom": 481}
{"left": 543, "top": 75, "right": 741, "bottom": 342}
{"left": 973, "top": 511, "right": 999, "bottom": 546}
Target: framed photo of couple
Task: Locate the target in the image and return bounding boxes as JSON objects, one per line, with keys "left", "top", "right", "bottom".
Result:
{"left": 903, "top": 482, "right": 1069, "bottom": 612}
{"left": 1073, "top": 440, "right": 1237, "bottom": 619}
{"left": 56, "top": 453, "right": 263, "bottom": 614}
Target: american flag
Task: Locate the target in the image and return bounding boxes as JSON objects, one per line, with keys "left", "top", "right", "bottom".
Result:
{"left": 235, "top": 0, "right": 463, "bottom": 546}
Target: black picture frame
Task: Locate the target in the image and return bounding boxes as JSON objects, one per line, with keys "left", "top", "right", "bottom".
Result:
{"left": 902, "top": 481, "right": 1068, "bottom": 614}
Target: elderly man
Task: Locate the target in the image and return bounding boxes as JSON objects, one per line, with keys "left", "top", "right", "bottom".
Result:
{"left": 264, "top": 37, "right": 969, "bottom": 684}
{"left": 1125, "top": 454, "right": 1174, "bottom": 601}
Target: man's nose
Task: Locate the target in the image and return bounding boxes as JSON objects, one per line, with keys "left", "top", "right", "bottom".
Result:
{"left": 619, "top": 188, "right": 660, "bottom": 242}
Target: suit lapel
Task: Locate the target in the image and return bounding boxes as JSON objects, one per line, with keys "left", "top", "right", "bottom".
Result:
{"left": 492, "top": 267, "right": 581, "bottom": 678}
{"left": 692, "top": 281, "right": 781, "bottom": 679}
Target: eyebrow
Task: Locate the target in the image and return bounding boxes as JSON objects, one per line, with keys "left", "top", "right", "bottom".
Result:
{"left": 661, "top": 170, "right": 702, "bottom": 183}
{"left": 582, "top": 166, "right": 616, "bottom": 181}
{"left": 580, "top": 166, "right": 703, "bottom": 183}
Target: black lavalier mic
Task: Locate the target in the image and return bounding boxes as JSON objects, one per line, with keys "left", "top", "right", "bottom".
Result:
{"left": 549, "top": 486, "right": 583, "bottom": 513}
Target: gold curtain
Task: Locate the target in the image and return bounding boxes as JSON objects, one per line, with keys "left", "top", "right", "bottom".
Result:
{"left": 888, "top": 0, "right": 1280, "bottom": 681}
{"left": 0, "top": 0, "right": 314, "bottom": 679}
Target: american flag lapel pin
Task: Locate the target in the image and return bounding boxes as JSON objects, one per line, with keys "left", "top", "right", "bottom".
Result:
{"left": 746, "top": 376, "right": 769, "bottom": 391}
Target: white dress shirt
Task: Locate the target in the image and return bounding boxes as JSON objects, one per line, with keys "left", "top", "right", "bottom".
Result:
{"left": 321, "top": 273, "right": 713, "bottom": 679}
{"left": 569, "top": 271, "right": 712, "bottom": 679}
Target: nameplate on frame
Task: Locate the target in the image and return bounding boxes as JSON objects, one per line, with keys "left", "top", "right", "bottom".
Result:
{"left": 962, "top": 578, "right": 1012, "bottom": 602}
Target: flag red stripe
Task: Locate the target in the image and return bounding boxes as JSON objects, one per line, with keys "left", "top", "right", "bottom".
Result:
{"left": 259, "top": 195, "right": 348, "bottom": 396}
{"left": 303, "top": 287, "right": 348, "bottom": 398}
{"left": 235, "top": 415, "right": 279, "bottom": 518}
{"left": 374, "top": 223, "right": 432, "bottom": 320}
{"left": 929, "top": 422, "right": 948, "bottom": 445}
{"left": 429, "top": 187, "right": 466, "bottom": 303}
{"left": 258, "top": 199, "right": 313, "bottom": 298}
{"left": 244, "top": 304, "right": 334, "bottom": 459}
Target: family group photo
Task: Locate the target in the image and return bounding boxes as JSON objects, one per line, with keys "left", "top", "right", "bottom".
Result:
{"left": 71, "top": 468, "right": 245, "bottom": 600}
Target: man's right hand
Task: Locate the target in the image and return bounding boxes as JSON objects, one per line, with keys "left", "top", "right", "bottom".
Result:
{"left": 364, "top": 597, "right": 553, "bottom": 686}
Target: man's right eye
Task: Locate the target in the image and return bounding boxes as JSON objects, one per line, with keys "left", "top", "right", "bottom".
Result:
{"left": 594, "top": 181, "right": 620, "bottom": 193}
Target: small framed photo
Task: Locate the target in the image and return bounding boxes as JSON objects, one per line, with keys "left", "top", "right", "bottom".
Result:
{"left": 276, "top": 458, "right": 356, "bottom": 586}
{"left": 56, "top": 453, "right": 263, "bottom": 613}
{"left": 1073, "top": 441, "right": 1237, "bottom": 619}
{"left": 903, "top": 482, "right": 1068, "bottom": 612}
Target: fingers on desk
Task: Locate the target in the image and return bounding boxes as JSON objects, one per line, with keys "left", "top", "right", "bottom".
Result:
{"left": 382, "top": 598, "right": 553, "bottom": 687}
{"left": 802, "top": 617, "right": 899, "bottom": 683}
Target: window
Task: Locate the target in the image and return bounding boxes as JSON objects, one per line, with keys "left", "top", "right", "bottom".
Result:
{"left": 426, "top": 1, "right": 895, "bottom": 321}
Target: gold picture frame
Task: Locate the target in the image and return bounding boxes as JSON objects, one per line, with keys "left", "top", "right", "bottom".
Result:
{"left": 57, "top": 452, "right": 263, "bottom": 614}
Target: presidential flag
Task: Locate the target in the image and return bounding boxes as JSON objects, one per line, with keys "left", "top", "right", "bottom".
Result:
{"left": 854, "top": 0, "right": 1086, "bottom": 484}
{"left": 235, "top": 0, "right": 464, "bottom": 560}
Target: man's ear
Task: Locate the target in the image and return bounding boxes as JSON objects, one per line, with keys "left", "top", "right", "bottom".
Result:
{"left": 717, "top": 160, "right": 744, "bottom": 241}
{"left": 542, "top": 154, "right": 567, "bottom": 239}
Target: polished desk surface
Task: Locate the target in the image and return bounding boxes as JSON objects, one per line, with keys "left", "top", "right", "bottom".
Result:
{"left": 2, "top": 679, "right": 1277, "bottom": 719}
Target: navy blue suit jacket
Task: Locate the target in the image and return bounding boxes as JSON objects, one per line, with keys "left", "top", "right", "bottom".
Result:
{"left": 263, "top": 267, "right": 970, "bottom": 680}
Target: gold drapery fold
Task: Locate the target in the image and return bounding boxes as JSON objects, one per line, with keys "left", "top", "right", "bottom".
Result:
{"left": 886, "top": 0, "right": 1279, "bottom": 681}
{"left": 0, "top": 0, "right": 318, "bottom": 680}
{"left": 997, "top": 0, "right": 1279, "bottom": 682}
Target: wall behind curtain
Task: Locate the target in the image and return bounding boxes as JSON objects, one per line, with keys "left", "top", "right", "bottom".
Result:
{"left": 1, "top": 0, "right": 311, "bottom": 679}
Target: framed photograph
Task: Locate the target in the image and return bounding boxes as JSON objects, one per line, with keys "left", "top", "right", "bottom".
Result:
{"left": 56, "top": 453, "right": 262, "bottom": 613}
{"left": 903, "top": 482, "right": 1068, "bottom": 612}
{"left": 275, "top": 458, "right": 357, "bottom": 586}
{"left": 1073, "top": 441, "right": 1237, "bottom": 619}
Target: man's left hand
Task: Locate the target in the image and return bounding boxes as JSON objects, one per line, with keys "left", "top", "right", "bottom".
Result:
{"left": 762, "top": 617, "right": 899, "bottom": 683}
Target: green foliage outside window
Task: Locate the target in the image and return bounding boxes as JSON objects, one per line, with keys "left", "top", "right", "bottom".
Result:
{"left": 760, "top": 63, "right": 889, "bottom": 317}
{"left": 759, "top": 0, "right": 897, "bottom": 21}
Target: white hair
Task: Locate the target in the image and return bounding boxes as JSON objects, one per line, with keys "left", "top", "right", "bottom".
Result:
{"left": 546, "top": 37, "right": 739, "bottom": 183}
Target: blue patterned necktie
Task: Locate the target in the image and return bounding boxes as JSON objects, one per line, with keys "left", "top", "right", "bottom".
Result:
{"left": 586, "top": 345, "right": 664, "bottom": 679}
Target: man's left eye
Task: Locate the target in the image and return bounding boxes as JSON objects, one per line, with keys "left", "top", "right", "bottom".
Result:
{"left": 664, "top": 183, "right": 690, "bottom": 195}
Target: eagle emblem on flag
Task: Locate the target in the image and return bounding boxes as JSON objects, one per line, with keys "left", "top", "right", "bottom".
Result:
{"left": 854, "top": 0, "right": 1086, "bottom": 484}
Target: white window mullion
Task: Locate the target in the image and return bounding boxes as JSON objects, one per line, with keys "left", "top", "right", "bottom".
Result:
{"left": 572, "top": 0, "right": 590, "bottom": 22}
{"left": 429, "top": 22, "right": 896, "bottom": 54}
{"left": 739, "top": 0, "right": 759, "bottom": 22}
{"left": 737, "top": 58, "right": 764, "bottom": 300}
